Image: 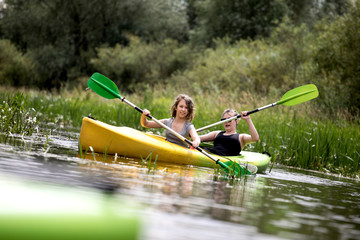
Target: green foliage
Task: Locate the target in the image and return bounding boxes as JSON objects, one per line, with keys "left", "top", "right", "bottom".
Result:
{"left": 0, "top": 0, "right": 189, "bottom": 89}
{"left": 190, "top": 0, "right": 287, "bottom": 46}
{"left": 170, "top": 38, "right": 262, "bottom": 94}
{"left": 169, "top": 24, "right": 314, "bottom": 96}
{"left": 132, "top": 0, "right": 189, "bottom": 42}
{"left": 91, "top": 36, "right": 196, "bottom": 92}
{"left": 313, "top": 1, "right": 360, "bottom": 114}
{"left": 27, "top": 44, "right": 74, "bottom": 89}
{"left": 251, "top": 115, "right": 360, "bottom": 178}
{"left": 270, "top": 18, "right": 314, "bottom": 82}
{"left": 0, "top": 40, "right": 35, "bottom": 87}
{"left": 283, "top": 0, "right": 349, "bottom": 25}
{"left": 0, "top": 92, "right": 37, "bottom": 135}
{"left": 0, "top": 0, "right": 359, "bottom": 116}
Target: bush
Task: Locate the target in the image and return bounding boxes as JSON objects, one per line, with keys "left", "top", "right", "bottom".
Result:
{"left": 189, "top": 0, "right": 287, "bottom": 47}
{"left": 313, "top": 1, "right": 360, "bottom": 114}
{"left": 169, "top": 26, "right": 314, "bottom": 97}
{"left": 269, "top": 18, "right": 315, "bottom": 87}
{"left": 0, "top": 39, "right": 35, "bottom": 87}
{"left": 91, "top": 36, "right": 196, "bottom": 92}
{"left": 26, "top": 44, "right": 73, "bottom": 90}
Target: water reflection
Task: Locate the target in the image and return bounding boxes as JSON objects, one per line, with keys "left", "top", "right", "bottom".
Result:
{"left": 0, "top": 132, "right": 360, "bottom": 240}
{"left": 78, "top": 152, "right": 263, "bottom": 224}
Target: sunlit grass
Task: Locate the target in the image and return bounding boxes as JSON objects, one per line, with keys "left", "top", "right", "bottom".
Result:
{"left": 0, "top": 87, "right": 359, "bottom": 178}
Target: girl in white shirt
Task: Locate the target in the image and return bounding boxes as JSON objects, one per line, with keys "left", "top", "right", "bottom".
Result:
{"left": 141, "top": 94, "right": 200, "bottom": 148}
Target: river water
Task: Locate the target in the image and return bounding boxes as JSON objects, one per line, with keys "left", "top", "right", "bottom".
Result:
{"left": 0, "top": 129, "right": 359, "bottom": 240}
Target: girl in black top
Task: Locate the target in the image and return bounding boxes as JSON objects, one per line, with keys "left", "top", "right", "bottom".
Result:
{"left": 199, "top": 108, "right": 259, "bottom": 156}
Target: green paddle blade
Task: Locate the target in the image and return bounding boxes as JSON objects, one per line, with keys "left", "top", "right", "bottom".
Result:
{"left": 88, "top": 73, "right": 122, "bottom": 99}
{"left": 277, "top": 84, "right": 319, "bottom": 106}
{"left": 219, "top": 160, "right": 255, "bottom": 177}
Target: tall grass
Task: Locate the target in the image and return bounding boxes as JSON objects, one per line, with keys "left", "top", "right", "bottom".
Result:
{"left": 0, "top": 87, "right": 359, "bottom": 178}
{"left": 0, "top": 92, "right": 37, "bottom": 135}
{"left": 250, "top": 113, "right": 359, "bottom": 177}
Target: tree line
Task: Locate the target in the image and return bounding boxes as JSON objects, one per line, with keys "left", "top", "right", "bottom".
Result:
{"left": 1, "top": 0, "right": 359, "bottom": 115}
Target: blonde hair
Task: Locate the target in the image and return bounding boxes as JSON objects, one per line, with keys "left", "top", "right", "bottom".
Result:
{"left": 171, "top": 94, "right": 195, "bottom": 121}
{"left": 222, "top": 108, "right": 238, "bottom": 117}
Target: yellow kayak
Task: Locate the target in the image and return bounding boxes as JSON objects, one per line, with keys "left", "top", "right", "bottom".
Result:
{"left": 79, "top": 117, "right": 271, "bottom": 173}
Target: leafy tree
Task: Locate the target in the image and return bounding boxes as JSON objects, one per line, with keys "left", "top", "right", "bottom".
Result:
{"left": 0, "top": 39, "right": 35, "bottom": 87}
{"left": 132, "top": 0, "right": 189, "bottom": 43}
{"left": 284, "top": 0, "right": 348, "bottom": 25}
{"left": 314, "top": 1, "right": 360, "bottom": 114}
{"left": 185, "top": 0, "right": 198, "bottom": 30}
{"left": 0, "top": 0, "right": 189, "bottom": 89}
{"left": 91, "top": 36, "right": 195, "bottom": 93}
{"left": 189, "top": 0, "right": 287, "bottom": 47}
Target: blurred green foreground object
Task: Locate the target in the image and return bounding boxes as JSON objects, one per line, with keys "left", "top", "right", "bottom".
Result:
{"left": 0, "top": 175, "right": 141, "bottom": 240}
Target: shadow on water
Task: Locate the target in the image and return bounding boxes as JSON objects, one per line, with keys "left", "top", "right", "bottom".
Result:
{"left": 0, "top": 131, "right": 360, "bottom": 240}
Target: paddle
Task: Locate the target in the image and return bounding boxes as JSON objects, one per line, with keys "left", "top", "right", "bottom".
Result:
{"left": 87, "top": 72, "right": 255, "bottom": 176}
{"left": 196, "top": 84, "right": 319, "bottom": 132}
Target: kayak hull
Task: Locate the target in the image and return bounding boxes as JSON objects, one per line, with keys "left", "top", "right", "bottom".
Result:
{"left": 79, "top": 117, "right": 271, "bottom": 173}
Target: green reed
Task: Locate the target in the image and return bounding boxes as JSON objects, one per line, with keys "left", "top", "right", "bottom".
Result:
{"left": 250, "top": 112, "right": 360, "bottom": 178}
{"left": 140, "top": 152, "right": 158, "bottom": 173}
{"left": 1, "top": 87, "right": 358, "bottom": 178}
{"left": 0, "top": 92, "right": 38, "bottom": 135}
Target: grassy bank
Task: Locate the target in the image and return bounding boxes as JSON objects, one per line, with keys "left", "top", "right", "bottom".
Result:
{"left": 1, "top": 87, "right": 359, "bottom": 178}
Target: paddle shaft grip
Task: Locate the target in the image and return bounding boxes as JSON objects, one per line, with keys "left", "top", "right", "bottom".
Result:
{"left": 135, "top": 106, "right": 143, "bottom": 114}
{"left": 196, "top": 102, "right": 277, "bottom": 132}
{"left": 245, "top": 109, "right": 259, "bottom": 115}
{"left": 237, "top": 102, "right": 276, "bottom": 118}
{"left": 122, "top": 98, "right": 146, "bottom": 115}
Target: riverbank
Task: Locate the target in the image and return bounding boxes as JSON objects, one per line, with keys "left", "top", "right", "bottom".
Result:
{"left": 0, "top": 87, "right": 359, "bottom": 178}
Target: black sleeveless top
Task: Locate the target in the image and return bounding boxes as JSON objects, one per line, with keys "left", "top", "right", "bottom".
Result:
{"left": 207, "top": 131, "right": 241, "bottom": 156}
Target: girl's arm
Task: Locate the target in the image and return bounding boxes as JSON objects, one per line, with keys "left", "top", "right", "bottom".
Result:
{"left": 239, "top": 111, "right": 259, "bottom": 148}
{"left": 199, "top": 131, "right": 220, "bottom": 142}
{"left": 141, "top": 109, "right": 165, "bottom": 128}
{"left": 189, "top": 128, "right": 201, "bottom": 148}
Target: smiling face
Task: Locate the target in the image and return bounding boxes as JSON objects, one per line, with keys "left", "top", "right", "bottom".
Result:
{"left": 171, "top": 94, "right": 195, "bottom": 121}
{"left": 175, "top": 99, "right": 189, "bottom": 119}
